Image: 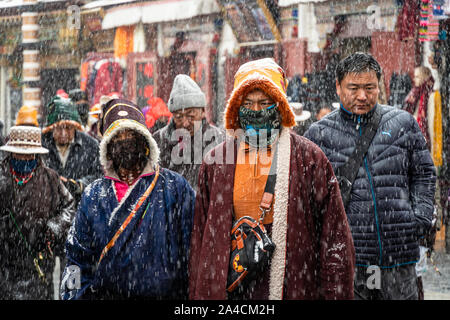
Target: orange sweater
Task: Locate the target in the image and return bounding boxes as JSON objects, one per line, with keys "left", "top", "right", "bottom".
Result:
{"left": 233, "top": 141, "right": 274, "bottom": 224}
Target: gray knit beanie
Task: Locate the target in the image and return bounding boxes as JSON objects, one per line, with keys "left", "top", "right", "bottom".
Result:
{"left": 168, "top": 74, "right": 206, "bottom": 112}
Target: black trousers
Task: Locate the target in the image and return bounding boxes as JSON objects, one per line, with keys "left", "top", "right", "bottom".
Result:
{"left": 354, "top": 264, "right": 419, "bottom": 300}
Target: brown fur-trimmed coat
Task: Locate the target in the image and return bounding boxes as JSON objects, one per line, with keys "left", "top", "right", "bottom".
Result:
{"left": 189, "top": 128, "right": 355, "bottom": 300}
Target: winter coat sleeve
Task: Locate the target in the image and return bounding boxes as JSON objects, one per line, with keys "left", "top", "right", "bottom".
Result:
{"left": 309, "top": 144, "right": 355, "bottom": 300}
{"left": 407, "top": 114, "right": 437, "bottom": 237}
{"left": 46, "top": 178, "right": 77, "bottom": 255}
{"left": 60, "top": 186, "right": 98, "bottom": 300}
{"left": 188, "top": 161, "right": 209, "bottom": 299}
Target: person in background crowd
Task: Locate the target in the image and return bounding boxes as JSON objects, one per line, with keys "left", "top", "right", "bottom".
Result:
{"left": 153, "top": 74, "right": 224, "bottom": 190}
{"left": 305, "top": 52, "right": 436, "bottom": 300}
{"left": 403, "top": 64, "right": 443, "bottom": 299}
{"left": 0, "top": 125, "right": 75, "bottom": 299}
{"left": 0, "top": 105, "right": 40, "bottom": 159}
{"left": 189, "top": 58, "right": 355, "bottom": 300}
{"left": 69, "top": 89, "right": 90, "bottom": 129}
{"left": 316, "top": 106, "right": 332, "bottom": 121}
{"left": 290, "top": 102, "right": 312, "bottom": 136}
{"left": 41, "top": 96, "right": 103, "bottom": 207}
{"left": 403, "top": 66, "right": 435, "bottom": 150}
{"left": 86, "top": 103, "right": 102, "bottom": 141}
{"left": 61, "top": 99, "right": 195, "bottom": 299}
{"left": 0, "top": 120, "right": 4, "bottom": 146}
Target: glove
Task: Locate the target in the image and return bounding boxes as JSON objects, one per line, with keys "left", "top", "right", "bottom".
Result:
{"left": 63, "top": 179, "right": 84, "bottom": 201}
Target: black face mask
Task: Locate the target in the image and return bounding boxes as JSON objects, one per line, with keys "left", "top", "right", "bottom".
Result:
{"left": 107, "top": 137, "right": 149, "bottom": 171}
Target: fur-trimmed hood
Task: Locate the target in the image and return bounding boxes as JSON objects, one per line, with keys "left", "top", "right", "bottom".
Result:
{"left": 98, "top": 99, "right": 160, "bottom": 178}
{"left": 224, "top": 58, "right": 296, "bottom": 131}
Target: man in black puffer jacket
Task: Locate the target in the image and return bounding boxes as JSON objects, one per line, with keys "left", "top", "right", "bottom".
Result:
{"left": 305, "top": 52, "right": 436, "bottom": 300}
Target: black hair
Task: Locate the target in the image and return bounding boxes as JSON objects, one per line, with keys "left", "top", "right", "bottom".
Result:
{"left": 335, "top": 52, "right": 382, "bottom": 83}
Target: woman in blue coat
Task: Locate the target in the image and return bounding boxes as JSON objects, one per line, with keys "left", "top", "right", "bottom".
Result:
{"left": 61, "top": 99, "right": 195, "bottom": 300}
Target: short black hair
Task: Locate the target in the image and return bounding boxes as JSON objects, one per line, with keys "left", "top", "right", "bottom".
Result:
{"left": 335, "top": 52, "right": 382, "bottom": 83}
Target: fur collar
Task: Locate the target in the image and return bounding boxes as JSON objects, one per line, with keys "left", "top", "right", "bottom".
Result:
{"left": 99, "top": 119, "right": 160, "bottom": 179}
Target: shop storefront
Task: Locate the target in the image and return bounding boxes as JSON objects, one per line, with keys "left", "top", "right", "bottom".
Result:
{"left": 0, "top": 0, "right": 86, "bottom": 131}
{"left": 79, "top": 0, "right": 222, "bottom": 124}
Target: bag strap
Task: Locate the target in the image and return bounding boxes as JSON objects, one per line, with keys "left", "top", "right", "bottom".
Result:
{"left": 259, "top": 143, "right": 278, "bottom": 222}
{"left": 97, "top": 166, "right": 160, "bottom": 267}
{"left": 335, "top": 107, "right": 382, "bottom": 208}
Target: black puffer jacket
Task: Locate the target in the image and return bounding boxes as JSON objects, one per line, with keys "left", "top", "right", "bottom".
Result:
{"left": 304, "top": 104, "right": 436, "bottom": 268}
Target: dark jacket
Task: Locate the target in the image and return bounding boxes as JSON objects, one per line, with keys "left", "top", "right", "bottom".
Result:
{"left": 0, "top": 155, "right": 76, "bottom": 299}
{"left": 304, "top": 104, "right": 436, "bottom": 268}
{"left": 153, "top": 119, "right": 225, "bottom": 190}
{"left": 61, "top": 113, "right": 196, "bottom": 300}
{"left": 41, "top": 130, "right": 103, "bottom": 202}
{"left": 189, "top": 129, "right": 355, "bottom": 300}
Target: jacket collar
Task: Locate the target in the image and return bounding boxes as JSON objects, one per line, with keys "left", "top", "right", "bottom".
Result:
{"left": 73, "top": 130, "right": 83, "bottom": 147}
{"left": 339, "top": 103, "right": 378, "bottom": 125}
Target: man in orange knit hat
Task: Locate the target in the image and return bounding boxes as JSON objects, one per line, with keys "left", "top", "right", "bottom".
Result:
{"left": 189, "top": 58, "right": 355, "bottom": 300}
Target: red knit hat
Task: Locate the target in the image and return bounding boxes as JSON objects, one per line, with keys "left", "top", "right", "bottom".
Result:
{"left": 145, "top": 97, "right": 172, "bottom": 128}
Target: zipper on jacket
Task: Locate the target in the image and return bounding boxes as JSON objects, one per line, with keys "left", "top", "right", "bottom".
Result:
{"left": 358, "top": 118, "right": 383, "bottom": 266}
{"left": 254, "top": 149, "right": 258, "bottom": 177}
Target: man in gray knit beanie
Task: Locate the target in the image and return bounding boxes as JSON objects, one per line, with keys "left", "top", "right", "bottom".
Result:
{"left": 167, "top": 74, "right": 206, "bottom": 136}
{"left": 153, "top": 74, "right": 224, "bottom": 189}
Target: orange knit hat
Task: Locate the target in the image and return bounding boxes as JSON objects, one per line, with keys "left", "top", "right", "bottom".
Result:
{"left": 224, "top": 58, "right": 296, "bottom": 130}
{"left": 15, "top": 105, "right": 39, "bottom": 127}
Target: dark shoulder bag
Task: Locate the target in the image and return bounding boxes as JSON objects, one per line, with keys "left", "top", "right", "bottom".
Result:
{"left": 335, "top": 108, "right": 382, "bottom": 208}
